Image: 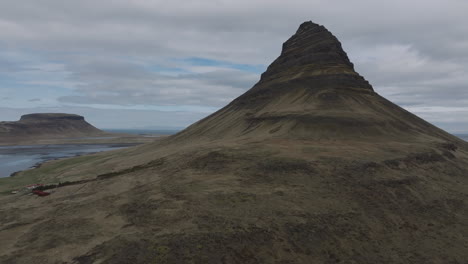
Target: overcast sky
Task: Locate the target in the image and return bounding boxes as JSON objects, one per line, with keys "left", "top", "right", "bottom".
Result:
{"left": 0, "top": 0, "right": 467, "bottom": 132}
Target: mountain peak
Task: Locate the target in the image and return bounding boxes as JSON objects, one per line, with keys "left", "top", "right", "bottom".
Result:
{"left": 171, "top": 21, "right": 460, "bottom": 142}
{"left": 259, "top": 21, "right": 368, "bottom": 90}
{"left": 286, "top": 21, "right": 353, "bottom": 67}
{"left": 295, "top": 21, "right": 321, "bottom": 34}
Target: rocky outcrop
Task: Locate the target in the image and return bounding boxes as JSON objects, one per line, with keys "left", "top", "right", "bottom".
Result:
{"left": 0, "top": 113, "right": 104, "bottom": 143}
{"left": 260, "top": 21, "right": 370, "bottom": 89}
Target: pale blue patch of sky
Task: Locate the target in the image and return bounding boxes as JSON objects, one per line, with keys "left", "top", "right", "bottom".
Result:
{"left": 179, "top": 57, "right": 265, "bottom": 73}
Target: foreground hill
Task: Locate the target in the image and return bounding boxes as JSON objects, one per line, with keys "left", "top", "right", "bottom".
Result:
{"left": 0, "top": 113, "right": 105, "bottom": 144}
{"left": 0, "top": 22, "right": 467, "bottom": 264}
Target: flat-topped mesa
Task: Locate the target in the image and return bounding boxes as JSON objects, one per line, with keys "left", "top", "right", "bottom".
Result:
{"left": 258, "top": 21, "right": 373, "bottom": 92}
{"left": 19, "top": 113, "right": 85, "bottom": 123}
{"left": 0, "top": 113, "right": 104, "bottom": 143}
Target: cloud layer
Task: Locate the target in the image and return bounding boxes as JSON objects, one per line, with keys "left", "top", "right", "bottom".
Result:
{"left": 0, "top": 0, "right": 467, "bottom": 131}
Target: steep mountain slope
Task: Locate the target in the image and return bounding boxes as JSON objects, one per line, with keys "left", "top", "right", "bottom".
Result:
{"left": 0, "top": 22, "right": 467, "bottom": 264}
{"left": 172, "top": 22, "right": 458, "bottom": 143}
{"left": 0, "top": 113, "right": 105, "bottom": 143}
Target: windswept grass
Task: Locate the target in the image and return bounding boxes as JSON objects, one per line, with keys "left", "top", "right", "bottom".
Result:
{"left": 0, "top": 155, "right": 99, "bottom": 194}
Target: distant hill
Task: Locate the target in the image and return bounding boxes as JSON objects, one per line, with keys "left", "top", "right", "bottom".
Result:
{"left": 0, "top": 113, "right": 105, "bottom": 144}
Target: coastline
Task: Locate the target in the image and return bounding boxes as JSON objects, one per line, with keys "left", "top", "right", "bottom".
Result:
{"left": 0, "top": 132, "right": 172, "bottom": 181}
{"left": 0, "top": 134, "right": 165, "bottom": 146}
{"left": 6, "top": 142, "right": 141, "bottom": 178}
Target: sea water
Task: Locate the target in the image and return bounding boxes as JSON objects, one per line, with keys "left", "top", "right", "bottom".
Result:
{"left": 0, "top": 144, "right": 136, "bottom": 178}
{"left": 2, "top": 133, "right": 465, "bottom": 178}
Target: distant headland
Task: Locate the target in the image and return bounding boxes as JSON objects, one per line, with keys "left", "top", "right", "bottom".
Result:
{"left": 0, "top": 113, "right": 105, "bottom": 144}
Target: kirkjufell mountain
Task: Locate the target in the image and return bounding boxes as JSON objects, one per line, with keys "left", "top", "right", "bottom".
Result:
{"left": 174, "top": 21, "right": 459, "bottom": 143}
{"left": 1, "top": 21, "right": 467, "bottom": 264}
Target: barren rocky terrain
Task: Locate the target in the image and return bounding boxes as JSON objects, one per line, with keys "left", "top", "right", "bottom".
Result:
{"left": 0, "top": 21, "right": 467, "bottom": 263}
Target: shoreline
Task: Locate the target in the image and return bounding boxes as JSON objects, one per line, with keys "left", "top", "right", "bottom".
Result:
{"left": 0, "top": 134, "right": 165, "bottom": 146}
{"left": 2, "top": 142, "right": 142, "bottom": 178}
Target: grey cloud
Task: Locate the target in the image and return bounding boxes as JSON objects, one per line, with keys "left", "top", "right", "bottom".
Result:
{"left": 57, "top": 58, "right": 259, "bottom": 107}
{"left": 1, "top": 0, "right": 466, "bottom": 63}
{"left": 0, "top": 0, "right": 467, "bottom": 131}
